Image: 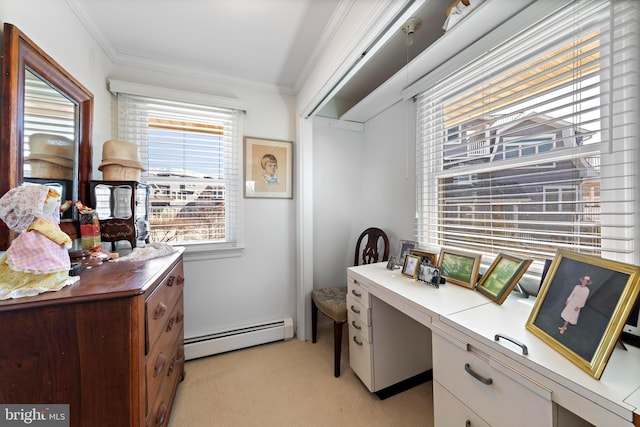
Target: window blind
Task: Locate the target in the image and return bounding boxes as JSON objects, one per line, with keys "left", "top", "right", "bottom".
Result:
{"left": 116, "top": 93, "right": 242, "bottom": 246}
{"left": 416, "top": 0, "right": 638, "bottom": 264}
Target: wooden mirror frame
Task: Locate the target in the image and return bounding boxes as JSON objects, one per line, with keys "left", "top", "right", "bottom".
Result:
{"left": 0, "top": 23, "right": 93, "bottom": 249}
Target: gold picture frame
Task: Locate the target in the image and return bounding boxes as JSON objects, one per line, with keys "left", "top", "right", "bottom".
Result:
{"left": 410, "top": 249, "right": 438, "bottom": 266}
{"left": 526, "top": 249, "right": 640, "bottom": 379}
{"left": 438, "top": 247, "right": 482, "bottom": 289}
{"left": 402, "top": 254, "right": 421, "bottom": 278}
{"left": 244, "top": 136, "right": 293, "bottom": 198}
{"left": 476, "top": 253, "right": 532, "bottom": 304}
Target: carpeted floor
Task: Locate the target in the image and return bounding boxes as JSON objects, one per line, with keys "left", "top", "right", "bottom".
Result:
{"left": 168, "top": 327, "right": 433, "bottom": 427}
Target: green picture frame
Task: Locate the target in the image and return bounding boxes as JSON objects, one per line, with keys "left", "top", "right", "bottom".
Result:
{"left": 476, "top": 253, "right": 532, "bottom": 304}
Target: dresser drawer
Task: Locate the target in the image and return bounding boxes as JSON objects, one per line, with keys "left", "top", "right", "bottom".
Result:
{"left": 146, "top": 262, "right": 184, "bottom": 352}
{"left": 347, "top": 295, "right": 370, "bottom": 326}
{"left": 433, "top": 332, "right": 552, "bottom": 427}
{"left": 347, "top": 278, "right": 369, "bottom": 306}
{"left": 433, "top": 381, "right": 489, "bottom": 427}
{"left": 146, "top": 344, "right": 184, "bottom": 427}
{"left": 146, "top": 294, "right": 184, "bottom": 407}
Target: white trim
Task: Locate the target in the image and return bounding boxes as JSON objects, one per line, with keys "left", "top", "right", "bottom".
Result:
{"left": 108, "top": 79, "right": 247, "bottom": 112}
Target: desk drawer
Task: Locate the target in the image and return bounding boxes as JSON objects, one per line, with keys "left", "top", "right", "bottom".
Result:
{"left": 433, "top": 333, "right": 552, "bottom": 427}
{"left": 347, "top": 296, "right": 370, "bottom": 326}
{"left": 348, "top": 315, "right": 371, "bottom": 342}
{"left": 347, "top": 278, "right": 369, "bottom": 306}
{"left": 433, "top": 381, "right": 489, "bottom": 427}
{"left": 349, "top": 324, "right": 373, "bottom": 391}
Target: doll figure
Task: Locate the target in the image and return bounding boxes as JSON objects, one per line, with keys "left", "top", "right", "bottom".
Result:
{"left": 0, "top": 184, "right": 78, "bottom": 300}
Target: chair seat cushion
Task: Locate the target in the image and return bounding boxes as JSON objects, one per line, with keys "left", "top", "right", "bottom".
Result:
{"left": 311, "top": 287, "right": 347, "bottom": 322}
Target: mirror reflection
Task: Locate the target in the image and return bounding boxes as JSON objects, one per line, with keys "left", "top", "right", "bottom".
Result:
{"left": 23, "top": 69, "right": 78, "bottom": 214}
{"left": 94, "top": 184, "right": 133, "bottom": 220}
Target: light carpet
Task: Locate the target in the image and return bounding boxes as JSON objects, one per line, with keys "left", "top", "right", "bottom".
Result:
{"left": 168, "top": 327, "right": 433, "bottom": 427}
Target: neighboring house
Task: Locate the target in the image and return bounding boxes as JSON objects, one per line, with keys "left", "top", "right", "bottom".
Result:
{"left": 442, "top": 112, "right": 601, "bottom": 252}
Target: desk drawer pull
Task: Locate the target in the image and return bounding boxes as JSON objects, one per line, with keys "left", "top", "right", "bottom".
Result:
{"left": 351, "top": 320, "right": 362, "bottom": 330}
{"left": 350, "top": 305, "right": 360, "bottom": 314}
{"left": 464, "top": 363, "right": 492, "bottom": 385}
{"left": 494, "top": 333, "right": 528, "bottom": 355}
{"left": 352, "top": 336, "right": 363, "bottom": 346}
{"left": 351, "top": 289, "right": 362, "bottom": 297}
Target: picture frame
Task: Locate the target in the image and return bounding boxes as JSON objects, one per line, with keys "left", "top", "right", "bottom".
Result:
{"left": 526, "top": 249, "right": 640, "bottom": 379}
{"left": 395, "top": 240, "right": 418, "bottom": 268}
{"left": 438, "top": 247, "right": 482, "bottom": 289}
{"left": 410, "top": 249, "right": 438, "bottom": 267}
{"left": 402, "top": 254, "right": 421, "bottom": 278}
{"left": 244, "top": 136, "right": 293, "bottom": 198}
{"left": 416, "top": 260, "right": 441, "bottom": 288}
{"left": 476, "top": 253, "right": 532, "bottom": 304}
{"left": 386, "top": 256, "right": 396, "bottom": 270}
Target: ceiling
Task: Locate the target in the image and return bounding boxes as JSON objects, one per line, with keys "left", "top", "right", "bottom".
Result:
{"left": 68, "top": 0, "right": 455, "bottom": 120}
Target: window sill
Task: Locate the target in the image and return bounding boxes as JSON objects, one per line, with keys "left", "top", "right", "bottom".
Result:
{"left": 176, "top": 242, "right": 244, "bottom": 262}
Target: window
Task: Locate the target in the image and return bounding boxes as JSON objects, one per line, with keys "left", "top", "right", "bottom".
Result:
{"left": 112, "top": 84, "right": 243, "bottom": 247}
{"left": 416, "top": 1, "right": 638, "bottom": 264}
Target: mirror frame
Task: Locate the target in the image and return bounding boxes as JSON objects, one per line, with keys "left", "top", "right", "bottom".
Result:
{"left": 0, "top": 23, "right": 93, "bottom": 249}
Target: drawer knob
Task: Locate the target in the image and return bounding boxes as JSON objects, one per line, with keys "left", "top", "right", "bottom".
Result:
{"left": 177, "top": 275, "right": 185, "bottom": 286}
{"left": 350, "top": 305, "right": 360, "bottom": 314}
{"left": 154, "top": 301, "right": 167, "bottom": 319}
{"left": 155, "top": 402, "right": 167, "bottom": 426}
{"left": 176, "top": 310, "right": 184, "bottom": 323}
{"left": 166, "top": 317, "right": 175, "bottom": 332}
{"left": 464, "top": 363, "right": 492, "bottom": 385}
{"left": 351, "top": 289, "right": 362, "bottom": 297}
{"left": 466, "top": 421, "right": 471, "bottom": 427}
{"left": 352, "top": 336, "right": 363, "bottom": 346}
{"left": 167, "top": 276, "right": 176, "bottom": 286}
{"left": 167, "top": 356, "right": 176, "bottom": 376}
{"left": 351, "top": 320, "right": 362, "bottom": 330}
{"left": 154, "top": 352, "right": 167, "bottom": 377}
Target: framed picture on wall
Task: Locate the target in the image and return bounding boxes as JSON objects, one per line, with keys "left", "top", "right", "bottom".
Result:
{"left": 244, "top": 136, "right": 293, "bottom": 198}
{"left": 526, "top": 249, "right": 640, "bottom": 379}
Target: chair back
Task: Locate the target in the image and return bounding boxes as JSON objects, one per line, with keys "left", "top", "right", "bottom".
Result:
{"left": 354, "top": 227, "right": 390, "bottom": 266}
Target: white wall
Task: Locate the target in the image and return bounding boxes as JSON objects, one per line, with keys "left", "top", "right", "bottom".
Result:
{"left": 107, "top": 64, "right": 299, "bottom": 338}
{"left": 1, "top": 0, "right": 299, "bottom": 341}
{"left": 311, "top": 100, "right": 416, "bottom": 291}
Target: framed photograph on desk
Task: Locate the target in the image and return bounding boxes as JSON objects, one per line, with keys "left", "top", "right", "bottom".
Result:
{"left": 476, "top": 253, "right": 532, "bottom": 304}
{"left": 438, "top": 247, "right": 481, "bottom": 289}
{"left": 526, "top": 249, "right": 640, "bottom": 379}
{"left": 402, "top": 254, "right": 420, "bottom": 278}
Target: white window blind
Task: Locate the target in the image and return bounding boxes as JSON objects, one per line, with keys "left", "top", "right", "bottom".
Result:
{"left": 116, "top": 92, "right": 242, "bottom": 246}
{"left": 416, "top": 0, "right": 638, "bottom": 264}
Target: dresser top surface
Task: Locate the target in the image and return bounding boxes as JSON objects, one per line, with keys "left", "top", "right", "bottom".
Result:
{"left": 0, "top": 248, "right": 183, "bottom": 311}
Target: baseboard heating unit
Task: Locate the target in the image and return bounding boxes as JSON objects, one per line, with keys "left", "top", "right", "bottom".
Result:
{"left": 184, "top": 317, "right": 294, "bottom": 360}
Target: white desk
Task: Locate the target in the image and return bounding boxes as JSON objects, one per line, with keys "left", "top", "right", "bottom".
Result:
{"left": 348, "top": 262, "right": 640, "bottom": 427}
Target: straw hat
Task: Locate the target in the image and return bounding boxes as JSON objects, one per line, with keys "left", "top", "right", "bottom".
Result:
{"left": 98, "top": 139, "right": 145, "bottom": 171}
{"left": 26, "top": 133, "right": 74, "bottom": 168}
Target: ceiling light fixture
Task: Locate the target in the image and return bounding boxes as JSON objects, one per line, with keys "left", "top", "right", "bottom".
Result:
{"left": 401, "top": 17, "right": 422, "bottom": 46}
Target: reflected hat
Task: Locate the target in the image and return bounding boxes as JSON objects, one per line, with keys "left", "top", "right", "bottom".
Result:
{"left": 98, "top": 139, "right": 145, "bottom": 171}
{"left": 25, "top": 133, "right": 74, "bottom": 168}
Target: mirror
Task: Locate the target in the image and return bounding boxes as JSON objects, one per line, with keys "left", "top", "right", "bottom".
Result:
{"left": 0, "top": 23, "right": 93, "bottom": 249}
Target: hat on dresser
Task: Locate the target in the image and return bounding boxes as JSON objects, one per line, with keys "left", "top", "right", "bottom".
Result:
{"left": 25, "top": 133, "right": 75, "bottom": 168}
{"left": 98, "top": 139, "right": 145, "bottom": 171}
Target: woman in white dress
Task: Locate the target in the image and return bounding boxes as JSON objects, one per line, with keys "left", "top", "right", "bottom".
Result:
{"left": 559, "top": 275, "right": 591, "bottom": 334}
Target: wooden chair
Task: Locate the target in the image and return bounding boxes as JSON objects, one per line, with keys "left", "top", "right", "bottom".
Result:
{"left": 311, "top": 227, "right": 390, "bottom": 377}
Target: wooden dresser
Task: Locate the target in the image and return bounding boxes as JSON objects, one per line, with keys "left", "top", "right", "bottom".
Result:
{"left": 0, "top": 249, "right": 185, "bottom": 427}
